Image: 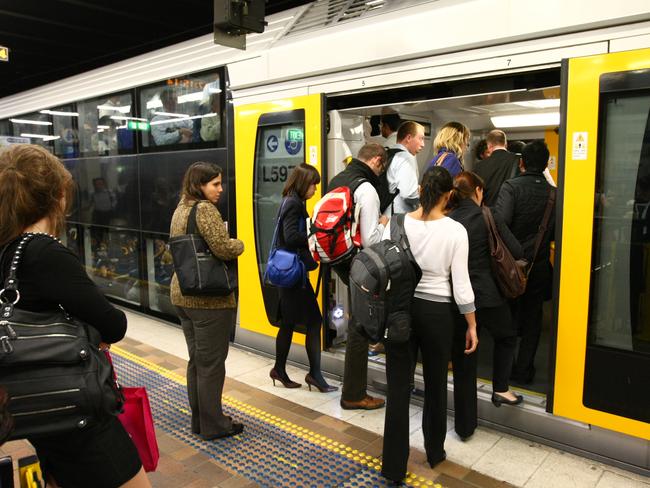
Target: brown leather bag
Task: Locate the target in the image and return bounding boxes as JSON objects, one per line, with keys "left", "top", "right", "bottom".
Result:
{"left": 482, "top": 207, "right": 528, "bottom": 299}
{"left": 482, "top": 188, "right": 556, "bottom": 299}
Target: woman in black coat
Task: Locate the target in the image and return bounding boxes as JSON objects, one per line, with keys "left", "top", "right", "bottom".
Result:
{"left": 270, "top": 163, "right": 337, "bottom": 393}
{"left": 448, "top": 171, "right": 524, "bottom": 441}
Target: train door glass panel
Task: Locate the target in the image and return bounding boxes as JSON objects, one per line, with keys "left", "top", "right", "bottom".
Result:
{"left": 145, "top": 235, "right": 175, "bottom": 316}
{"left": 253, "top": 109, "right": 306, "bottom": 284}
{"left": 585, "top": 69, "right": 650, "bottom": 422}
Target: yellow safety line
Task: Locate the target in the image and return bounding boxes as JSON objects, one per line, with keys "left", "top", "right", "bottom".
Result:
{"left": 111, "top": 345, "right": 443, "bottom": 488}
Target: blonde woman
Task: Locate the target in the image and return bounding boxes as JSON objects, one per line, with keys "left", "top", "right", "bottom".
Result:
{"left": 428, "top": 121, "right": 471, "bottom": 177}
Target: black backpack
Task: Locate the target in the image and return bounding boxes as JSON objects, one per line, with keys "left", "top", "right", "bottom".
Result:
{"left": 377, "top": 147, "right": 405, "bottom": 214}
{"left": 349, "top": 214, "right": 421, "bottom": 343}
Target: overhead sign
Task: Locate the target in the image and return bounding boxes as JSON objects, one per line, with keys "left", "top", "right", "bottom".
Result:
{"left": 127, "top": 120, "right": 150, "bottom": 131}
{"left": 0, "top": 46, "right": 8, "bottom": 62}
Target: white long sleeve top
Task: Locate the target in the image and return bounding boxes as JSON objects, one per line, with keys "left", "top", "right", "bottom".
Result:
{"left": 386, "top": 143, "right": 420, "bottom": 214}
{"left": 354, "top": 181, "right": 385, "bottom": 248}
{"left": 383, "top": 214, "right": 475, "bottom": 313}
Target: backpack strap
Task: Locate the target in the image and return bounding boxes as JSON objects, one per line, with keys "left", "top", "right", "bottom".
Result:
{"left": 389, "top": 213, "right": 422, "bottom": 281}
{"left": 527, "top": 188, "right": 556, "bottom": 276}
{"left": 347, "top": 177, "right": 368, "bottom": 196}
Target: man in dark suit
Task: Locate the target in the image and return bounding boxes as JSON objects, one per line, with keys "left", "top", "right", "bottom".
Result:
{"left": 495, "top": 140, "right": 555, "bottom": 385}
{"left": 474, "top": 130, "right": 520, "bottom": 207}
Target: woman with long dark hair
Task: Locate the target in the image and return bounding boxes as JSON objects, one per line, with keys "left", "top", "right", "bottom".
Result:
{"left": 170, "top": 162, "right": 245, "bottom": 440}
{"left": 381, "top": 166, "right": 478, "bottom": 484}
{"left": 448, "top": 171, "right": 524, "bottom": 441}
{"left": 0, "top": 144, "right": 150, "bottom": 488}
{"left": 269, "top": 163, "right": 337, "bottom": 393}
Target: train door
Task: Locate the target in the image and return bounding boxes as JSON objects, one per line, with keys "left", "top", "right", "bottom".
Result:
{"left": 554, "top": 47, "right": 650, "bottom": 439}
{"left": 234, "top": 94, "right": 326, "bottom": 344}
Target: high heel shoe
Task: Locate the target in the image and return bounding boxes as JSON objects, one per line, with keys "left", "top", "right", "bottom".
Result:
{"left": 305, "top": 374, "right": 338, "bottom": 393}
{"left": 269, "top": 368, "right": 301, "bottom": 388}
{"left": 491, "top": 392, "right": 524, "bottom": 407}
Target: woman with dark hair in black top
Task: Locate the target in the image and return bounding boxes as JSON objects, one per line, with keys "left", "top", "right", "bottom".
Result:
{"left": 448, "top": 171, "right": 524, "bottom": 442}
{"left": 0, "top": 144, "right": 149, "bottom": 488}
{"left": 269, "top": 163, "right": 338, "bottom": 393}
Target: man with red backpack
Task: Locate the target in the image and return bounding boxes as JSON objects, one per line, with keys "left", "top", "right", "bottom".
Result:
{"left": 310, "top": 143, "right": 388, "bottom": 410}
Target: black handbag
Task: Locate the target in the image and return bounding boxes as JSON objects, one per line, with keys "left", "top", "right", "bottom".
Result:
{"left": 0, "top": 233, "right": 122, "bottom": 440}
{"left": 169, "top": 203, "right": 237, "bottom": 296}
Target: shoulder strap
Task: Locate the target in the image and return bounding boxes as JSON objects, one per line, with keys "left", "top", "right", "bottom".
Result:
{"left": 435, "top": 152, "right": 449, "bottom": 166}
{"left": 186, "top": 203, "right": 199, "bottom": 234}
{"left": 390, "top": 214, "right": 414, "bottom": 259}
{"left": 384, "top": 147, "right": 404, "bottom": 170}
{"left": 481, "top": 206, "right": 498, "bottom": 253}
{"left": 269, "top": 198, "right": 290, "bottom": 250}
{"left": 529, "top": 188, "right": 556, "bottom": 272}
{"left": 348, "top": 177, "right": 368, "bottom": 196}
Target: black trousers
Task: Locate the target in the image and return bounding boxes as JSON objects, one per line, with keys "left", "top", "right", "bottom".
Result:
{"left": 382, "top": 299, "right": 454, "bottom": 481}
{"left": 451, "top": 303, "right": 516, "bottom": 438}
{"left": 342, "top": 314, "right": 370, "bottom": 402}
{"left": 511, "top": 265, "right": 550, "bottom": 381}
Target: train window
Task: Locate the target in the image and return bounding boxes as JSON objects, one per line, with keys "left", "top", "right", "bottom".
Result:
{"left": 589, "top": 88, "right": 650, "bottom": 355}
{"left": 48, "top": 103, "right": 80, "bottom": 159}
{"left": 138, "top": 70, "right": 224, "bottom": 150}
{"left": 83, "top": 225, "right": 142, "bottom": 305}
{"left": 77, "top": 92, "right": 136, "bottom": 157}
{"left": 5, "top": 111, "right": 55, "bottom": 152}
{"left": 253, "top": 110, "right": 306, "bottom": 284}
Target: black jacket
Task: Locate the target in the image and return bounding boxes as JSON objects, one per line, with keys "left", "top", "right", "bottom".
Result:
{"left": 277, "top": 194, "right": 318, "bottom": 271}
{"left": 474, "top": 149, "right": 520, "bottom": 207}
{"left": 449, "top": 199, "right": 523, "bottom": 308}
{"left": 494, "top": 172, "right": 555, "bottom": 264}
{"left": 328, "top": 158, "right": 380, "bottom": 194}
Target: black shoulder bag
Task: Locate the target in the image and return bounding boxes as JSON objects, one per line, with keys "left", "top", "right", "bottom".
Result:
{"left": 0, "top": 233, "right": 122, "bottom": 440}
{"left": 169, "top": 203, "right": 237, "bottom": 296}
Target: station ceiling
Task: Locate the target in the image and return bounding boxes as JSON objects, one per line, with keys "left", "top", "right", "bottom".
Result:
{"left": 0, "top": 0, "right": 313, "bottom": 99}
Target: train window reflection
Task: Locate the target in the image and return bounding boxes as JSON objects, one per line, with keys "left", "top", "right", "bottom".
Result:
{"left": 83, "top": 225, "right": 141, "bottom": 305}
{"left": 78, "top": 93, "right": 135, "bottom": 156}
{"left": 589, "top": 91, "right": 650, "bottom": 355}
{"left": 139, "top": 71, "right": 223, "bottom": 149}
{"left": 6, "top": 112, "right": 55, "bottom": 152}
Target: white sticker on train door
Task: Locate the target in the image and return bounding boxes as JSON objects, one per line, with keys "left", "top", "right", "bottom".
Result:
{"left": 572, "top": 132, "right": 588, "bottom": 160}
{"left": 309, "top": 145, "right": 318, "bottom": 165}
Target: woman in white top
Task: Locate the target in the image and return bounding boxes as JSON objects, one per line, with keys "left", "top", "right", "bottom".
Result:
{"left": 380, "top": 166, "right": 478, "bottom": 484}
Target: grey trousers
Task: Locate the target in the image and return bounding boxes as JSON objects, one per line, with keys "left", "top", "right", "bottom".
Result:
{"left": 175, "top": 306, "right": 235, "bottom": 438}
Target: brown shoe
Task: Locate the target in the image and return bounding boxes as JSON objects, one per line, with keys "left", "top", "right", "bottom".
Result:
{"left": 340, "top": 395, "right": 385, "bottom": 410}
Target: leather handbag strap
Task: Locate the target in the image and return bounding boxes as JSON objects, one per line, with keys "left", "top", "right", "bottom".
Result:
{"left": 481, "top": 206, "right": 498, "bottom": 247}
{"left": 528, "top": 188, "right": 556, "bottom": 276}
{"left": 186, "top": 203, "right": 199, "bottom": 235}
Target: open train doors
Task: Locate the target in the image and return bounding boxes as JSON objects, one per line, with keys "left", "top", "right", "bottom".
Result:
{"left": 554, "top": 47, "right": 650, "bottom": 441}
{"left": 234, "top": 94, "right": 326, "bottom": 345}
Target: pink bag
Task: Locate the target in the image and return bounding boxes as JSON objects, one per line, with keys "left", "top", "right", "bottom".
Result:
{"left": 105, "top": 352, "right": 159, "bottom": 472}
{"left": 119, "top": 386, "right": 159, "bottom": 472}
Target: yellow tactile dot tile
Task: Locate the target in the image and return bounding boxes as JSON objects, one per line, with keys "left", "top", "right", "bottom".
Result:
{"left": 112, "top": 346, "right": 441, "bottom": 487}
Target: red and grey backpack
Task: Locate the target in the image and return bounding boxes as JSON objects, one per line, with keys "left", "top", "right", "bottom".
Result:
{"left": 309, "top": 178, "right": 367, "bottom": 264}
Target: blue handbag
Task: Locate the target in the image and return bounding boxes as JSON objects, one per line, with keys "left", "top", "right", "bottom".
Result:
{"left": 264, "top": 198, "right": 306, "bottom": 288}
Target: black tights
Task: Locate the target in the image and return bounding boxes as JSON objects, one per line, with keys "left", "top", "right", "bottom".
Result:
{"left": 274, "top": 322, "right": 326, "bottom": 386}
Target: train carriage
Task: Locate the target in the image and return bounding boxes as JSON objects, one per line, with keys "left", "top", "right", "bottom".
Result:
{"left": 0, "top": 0, "right": 649, "bottom": 474}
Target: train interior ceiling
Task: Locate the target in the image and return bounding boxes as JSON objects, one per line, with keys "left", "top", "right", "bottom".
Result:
{"left": 324, "top": 69, "right": 562, "bottom": 399}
